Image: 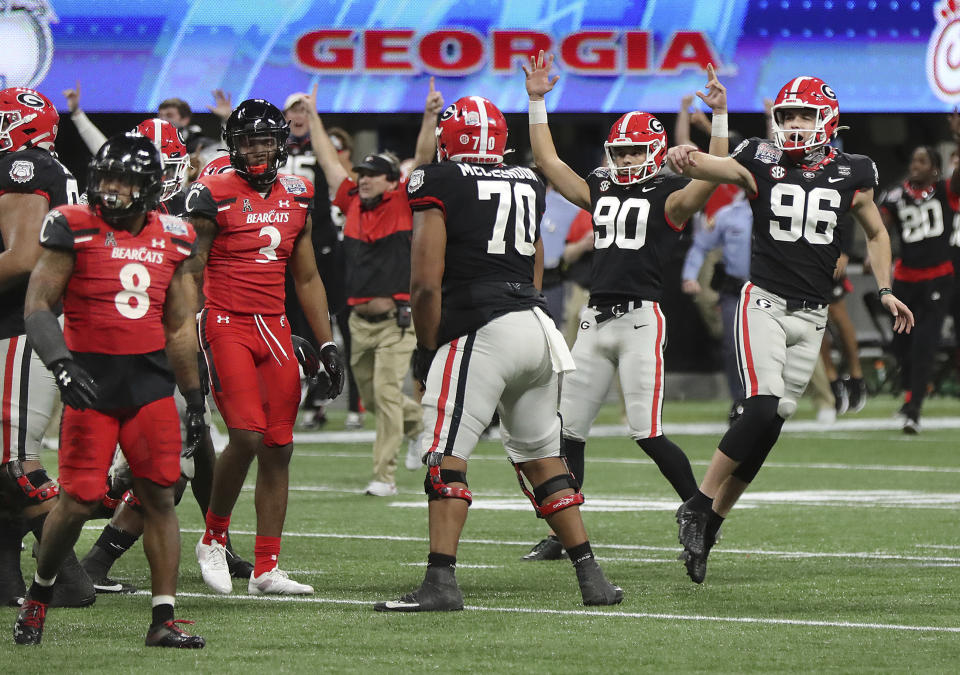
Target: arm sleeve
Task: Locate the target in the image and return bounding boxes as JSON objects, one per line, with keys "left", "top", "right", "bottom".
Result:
{"left": 69, "top": 110, "right": 108, "bottom": 155}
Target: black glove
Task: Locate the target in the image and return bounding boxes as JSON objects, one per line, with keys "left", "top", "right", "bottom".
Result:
{"left": 412, "top": 344, "right": 437, "bottom": 389}
{"left": 50, "top": 358, "right": 99, "bottom": 410}
{"left": 182, "top": 389, "right": 207, "bottom": 459}
{"left": 318, "top": 342, "right": 345, "bottom": 399}
{"left": 291, "top": 335, "right": 321, "bottom": 380}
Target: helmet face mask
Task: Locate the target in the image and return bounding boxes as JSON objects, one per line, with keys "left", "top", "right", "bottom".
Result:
{"left": 224, "top": 99, "right": 289, "bottom": 188}
{"left": 0, "top": 87, "right": 59, "bottom": 154}
{"left": 87, "top": 132, "right": 164, "bottom": 227}
{"left": 604, "top": 112, "right": 667, "bottom": 185}
{"left": 770, "top": 76, "right": 839, "bottom": 159}
{"left": 134, "top": 118, "right": 189, "bottom": 201}
{"left": 436, "top": 96, "right": 507, "bottom": 165}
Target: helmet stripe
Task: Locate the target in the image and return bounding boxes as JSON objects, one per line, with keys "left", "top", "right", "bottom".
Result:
{"left": 470, "top": 96, "right": 489, "bottom": 155}
{"left": 618, "top": 111, "right": 638, "bottom": 136}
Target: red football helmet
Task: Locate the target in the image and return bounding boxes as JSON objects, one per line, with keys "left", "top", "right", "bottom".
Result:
{"left": 436, "top": 96, "right": 507, "bottom": 165}
{"left": 200, "top": 153, "right": 234, "bottom": 176}
{"left": 135, "top": 118, "right": 189, "bottom": 201}
{"left": 770, "top": 76, "right": 840, "bottom": 159}
{"left": 604, "top": 112, "right": 667, "bottom": 185}
{"left": 0, "top": 87, "right": 59, "bottom": 154}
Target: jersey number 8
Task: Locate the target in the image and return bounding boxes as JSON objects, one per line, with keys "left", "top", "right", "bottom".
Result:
{"left": 115, "top": 263, "right": 151, "bottom": 319}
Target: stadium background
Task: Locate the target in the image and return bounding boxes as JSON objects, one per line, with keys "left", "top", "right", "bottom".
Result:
{"left": 4, "top": 0, "right": 958, "bottom": 379}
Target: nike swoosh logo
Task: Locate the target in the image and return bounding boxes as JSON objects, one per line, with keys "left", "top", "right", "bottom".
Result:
{"left": 816, "top": 325, "right": 826, "bottom": 331}
{"left": 642, "top": 186, "right": 655, "bottom": 192}
{"left": 633, "top": 324, "right": 647, "bottom": 329}
{"left": 827, "top": 177, "right": 844, "bottom": 183}
{"left": 380, "top": 600, "right": 420, "bottom": 610}
{"left": 93, "top": 582, "right": 124, "bottom": 592}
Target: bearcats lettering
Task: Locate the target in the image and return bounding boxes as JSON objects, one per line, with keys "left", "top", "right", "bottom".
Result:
{"left": 111, "top": 247, "right": 164, "bottom": 264}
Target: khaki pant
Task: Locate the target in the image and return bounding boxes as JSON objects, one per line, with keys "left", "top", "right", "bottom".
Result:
{"left": 349, "top": 313, "right": 422, "bottom": 485}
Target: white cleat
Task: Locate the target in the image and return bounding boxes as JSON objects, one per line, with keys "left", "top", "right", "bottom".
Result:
{"left": 364, "top": 480, "right": 398, "bottom": 497}
{"left": 248, "top": 568, "right": 314, "bottom": 595}
{"left": 404, "top": 434, "right": 423, "bottom": 471}
{"left": 196, "top": 539, "right": 232, "bottom": 594}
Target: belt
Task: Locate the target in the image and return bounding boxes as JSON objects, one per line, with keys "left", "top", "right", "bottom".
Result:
{"left": 354, "top": 311, "right": 395, "bottom": 323}
{"left": 591, "top": 300, "right": 642, "bottom": 323}
{"left": 784, "top": 298, "right": 827, "bottom": 312}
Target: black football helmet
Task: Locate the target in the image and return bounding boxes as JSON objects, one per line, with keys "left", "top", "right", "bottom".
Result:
{"left": 223, "top": 99, "right": 289, "bottom": 188}
{"left": 87, "top": 132, "right": 163, "bottom": 225}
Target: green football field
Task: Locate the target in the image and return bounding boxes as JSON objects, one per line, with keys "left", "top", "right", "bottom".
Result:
{"left": 3, "top": 396, "right": 959, "bottom": 672}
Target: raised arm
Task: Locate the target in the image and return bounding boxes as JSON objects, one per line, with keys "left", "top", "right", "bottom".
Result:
{"left": 414, "top": 77, "right": 444, "bottom": 167}
{"left": 522, "top": 51, "right": 590, "bottom": 210}
{"left": 665, "top": 64, "right": 731, "bottom": 226}
{"left": 305, "top": 85, "right": 349, "bottom": 195}
{"left": 850, "top": 188, "right": 914, "bottom": 334}
{"left": 62, "top": 81, "right": 107, "bottom": 154}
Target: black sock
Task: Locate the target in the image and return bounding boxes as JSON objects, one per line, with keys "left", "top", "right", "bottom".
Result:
{"left": 567, "top": 541, "right": 594, "bottom": 566}
{"left": 151, "top": 602, "right": 174, "bottom": 627}
{"left": 707, "top": 511, "right": 725, "bottom": 541}
{"left": 561, "top": 437, "right": 586, "bottom": 488}
{"left": 688, "top": 489, "right": 714, "bottom": 513}
{"left": 27, "top": 580, "right": 54, "bottom": 605}
{"left": 427, "top": 552, "right": 456, "bottom": 569}
{"left": 94, "top": 525, "right": 140, "bottom": 561}
{"left": 636, "top": 436, "right": 698, "bottom": 501}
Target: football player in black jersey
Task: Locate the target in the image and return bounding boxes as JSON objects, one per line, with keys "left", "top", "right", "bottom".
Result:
{"left": 375, "top": 95, "right": 622, "bottom": 612}
{"left": 666, "top": 76, "right": 913, "bottom": 583}
{"left": 519, "top": 52, "right": 729, "bottom": 560}
{"left": 0, "top": 87, "right": 95, "bottom": 609}
{"left": 878, "top": 145, "right": 960, "bottom": 433}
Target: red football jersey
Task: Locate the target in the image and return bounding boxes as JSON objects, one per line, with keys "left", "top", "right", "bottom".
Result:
{"left": 39, "top": 205, "right": 197, "bottom": 354}
{"left": 184, "top": 171, "right": 314, "bottom": 314}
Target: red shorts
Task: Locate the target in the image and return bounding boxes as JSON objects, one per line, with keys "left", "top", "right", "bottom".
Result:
{"left": 198, "top": 308, "right": 300, "bottom": 446}
{"left": 58, "top": 396, "right": 181, "bottom": 503}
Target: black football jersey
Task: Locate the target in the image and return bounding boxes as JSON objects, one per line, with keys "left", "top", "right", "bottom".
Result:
{"left": 0, "top": 148, "right": 80, "bottom": 339}
{"left": 585, "top": 168, "right": 690, "bottom": 305}
{"left": 407, "top": 161, "right": 547, "bottom": 344}
{"left": 731, "top": 137, "right": 877, "bottom": 304}
{"left": 878, "top": 180, "right": 957, "bottom": 270}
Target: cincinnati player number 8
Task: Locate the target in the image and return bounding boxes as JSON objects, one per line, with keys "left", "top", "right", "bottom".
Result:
{"left": 115, "top": 263, "right": 151, "bottom": 319}
{"left": 769, "top": 184, "right": 841, "bottom": 244}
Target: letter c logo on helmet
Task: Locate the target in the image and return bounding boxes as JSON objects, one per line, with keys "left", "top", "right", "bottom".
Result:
{"left": 436, "top": 96, "right": 507, "bottom": 165}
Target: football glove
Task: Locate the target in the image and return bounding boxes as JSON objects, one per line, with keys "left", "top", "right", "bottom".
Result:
{"left": 412, "top": 345, "right": 437, "bottom": 389}
{"left": 50, "top": 358, "right": 99, "bottom": 410}
{"left": 291, "top": 335, "right": 321, "bottom": 380}
{"left": 182, "top": 389, "right": 207, "bottom": 459}
{"left": 318, "top": 342, "right": 345, "bottom": 400}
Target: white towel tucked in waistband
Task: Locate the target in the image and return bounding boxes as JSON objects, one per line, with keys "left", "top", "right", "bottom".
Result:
{"left": 532, "top": 307, "right": 576, "bottom": 373}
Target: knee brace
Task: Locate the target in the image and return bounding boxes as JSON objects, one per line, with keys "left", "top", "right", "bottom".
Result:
{"left": 423, "top": 465, "right": 472, "bottom": 505}
{"left": 717, "top": 395, "right": 780, "bottom": 462}
{"left": 1, "top": 461, "right": 59, "bottom": 508}
{"left": 121, "top": 489, "right": 144, "bottom": 514}
{"left": 511, "top": 462, "right": 584, "bottom": 519}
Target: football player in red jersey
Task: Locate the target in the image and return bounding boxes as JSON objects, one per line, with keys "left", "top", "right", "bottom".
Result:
{"left": 0, "top": 87, "right": 95, "bottom": 609}
{"left": 79, "top": 118, "right": 254, "bottom": 593}
{"left": 519, "top": 52, "right": 728, "bottom": 560}
{"left": 14, "top": 133, "right": 205, "bottom": 647}
{"left": 186, "top": 99, "right": 343, "bottom": 596}
{"left": 666, "top": 76, "right": 914, "bottom": 583}
{"left": 375, "top": 95, "right": 622, "bottom": 612}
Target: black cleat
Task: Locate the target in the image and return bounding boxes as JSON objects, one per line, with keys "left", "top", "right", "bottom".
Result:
{"left": 845, "top": 377, "right": 867, "bottom": 413}
{"left": 575, "top": 558, "right": 623, "bottom": 606}
{"left": 521, "top": 535, "right": 566, "bottom": 561}
{"left": 830, "top": 379, "right": 849, "bottom": 415}
{"left": 90, "top": 575, "right": 137, "bottom": 594}
{"left": 48, "top": 550, "right": 96, "bottom": 608}
{"left": 676, "top": 502, "right": 709, "bottom": 557}
{"left": 145, "top": 619, "right": 206, "bottom": 648}
{"left": 225, "top": 547, "right": 254, "bottom": 580}
{"left": 13, "top": 599, "right": 46, "bottom": 645}
{"left": 680, "top": 549, "right": 708, "bottom": 584}
{"left": 374, "top": 566, "right": 464, "bottom": 612}
{"left": 902, "top": 414, "right": 921, "bottom": 435}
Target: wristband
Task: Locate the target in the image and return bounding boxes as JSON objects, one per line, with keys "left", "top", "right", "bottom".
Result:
{"left": 878, "top": 287, "right": 893, "bottom": 300}
{"left": 529, "top": 99, "right": 547, "bottom": 125}
{"left": 711, "top": 113, "right": 728, "bottom": 138}
{"left": 182, "top": 389, "right": 206, "bottom": 412}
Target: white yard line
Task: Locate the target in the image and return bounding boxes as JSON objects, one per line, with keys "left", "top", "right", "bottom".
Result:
{"left": 166, "top": 591, "right": 960, "bottom": 634}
